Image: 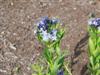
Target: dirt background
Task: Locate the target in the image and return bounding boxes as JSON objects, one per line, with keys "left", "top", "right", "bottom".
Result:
{"left": 0, "top": 0, "right": 100, "bottom": 75}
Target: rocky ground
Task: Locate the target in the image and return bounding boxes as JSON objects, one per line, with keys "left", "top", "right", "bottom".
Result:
{"left": 0, "top": 0, "right": 100, "bottom": 75}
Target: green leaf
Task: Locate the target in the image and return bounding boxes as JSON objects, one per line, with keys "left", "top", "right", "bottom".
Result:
{"left": 96, "top": 69, "right": 100, "bottom": 75}
{"left": 94, "top": 63, "right": 100, "bottom": 71}
{"left": 49, "top": 55, "right": 64, "bottom": 75}
{"left": 88, "top": 63, "right": 93, "bottom": 72}
{"left": 54, "top": 55, "right": 64, "bottom": 68}
{"left": 43, "top": 48, "right": 53, "bottom": 63}
{"left": 92, "top": 46, "right": 100, "bottom": 58}
{"left": 97, "top": 38, "right": 100, "bottom": 46}
{"left": 89, "top": 38, "right": 95, "bottom": 55}
{"left": 88, "top": 26, "right": 97, "bottom": 39}
{"left": 50, "top": 63, "right": 61, "bottom": 75}
{"left": 90, "top": 56, "right": 95, "bottom": 69}
{"left": 57, "top": 29, "right": 65, "bottom": 40}
{"left": 54, "top": 41, "right": 61, "bottom": 55}
{"left": 96, "top": 55, "right": 100, "bottom": 63}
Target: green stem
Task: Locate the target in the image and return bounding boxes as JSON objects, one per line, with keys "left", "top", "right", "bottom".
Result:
{"left": 64, "top": 64, "right": 72, "bottom": 75}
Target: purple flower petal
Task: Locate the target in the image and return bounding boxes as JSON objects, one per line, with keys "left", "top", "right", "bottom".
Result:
{"left": 88, "top": 18, "right": 100, "bottom": 27}
{"left": 57, "top": 69, "right": 64, "bottom": 75}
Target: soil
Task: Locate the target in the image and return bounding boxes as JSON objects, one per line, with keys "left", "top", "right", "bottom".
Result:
{"left": 0, "top": 0, "right": 100, "bottom": 75}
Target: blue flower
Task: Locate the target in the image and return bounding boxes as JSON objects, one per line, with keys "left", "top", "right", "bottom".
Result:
{"left": 41, "top": 17, "right": 49, "bottom": 24}
{"left": 50, "top": 29, "right": 57, "bottom": 35}
{"left": 51, "top": 18, "right": 59, "bottom": 24}
{"left": 38, "top": 17, "right": 50, "bottom": 30}
{"left": 38, "top": 23, "right": 48, "bottom": 31}
{"left": 41, "top": 30, "right": 50, "bottom": 41}
{"left": 37, "top": 17, "right": 59, "bottom": 31}
{"left": 88, "top": 18, "right": 100, "bottom": 27}
{"left": 57, "top": 69, "right": 64, "bottom": 75}
{"left": 40, "top": 29, "right": 57, "bottom": 41}
{"left": 50, "top": 30, "right": 57, "bottom": 41}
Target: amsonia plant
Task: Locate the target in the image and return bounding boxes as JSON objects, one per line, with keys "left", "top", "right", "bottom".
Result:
{"left": 88, "top": 18, "right": 100, "bottom": 75}
{"left": 32, "top": 17, "right": 71, "bottom": 75}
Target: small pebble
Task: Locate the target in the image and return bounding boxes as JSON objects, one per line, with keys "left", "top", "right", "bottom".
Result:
{"left": 27, "top": 15, "right": 30, "bottom": 19}
{"left": 9, "top": 43, "right": 16, "bottom": 50}
{"left": 1, "top": 31, "right": 5, "bottom": 35}
{"left": 73, "top": 7, "right": 77, "bottom": 10}
{"left": 21, "top": 21, "right": 25, "bottom": 24}
{"left": 89, "top": 0, "right": 96, "bottom": 5}
{"left": 10, "top": 2, "right": 14, "bottom": 6}
{"left": 13, "top": 33, "right": 17, "bottom": 36}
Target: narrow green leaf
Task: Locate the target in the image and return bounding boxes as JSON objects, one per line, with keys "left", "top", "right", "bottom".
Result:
{"left": 89, "top": 38, "right": 95, "bottom": 55}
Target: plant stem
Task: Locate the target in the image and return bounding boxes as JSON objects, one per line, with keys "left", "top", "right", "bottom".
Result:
{"left": 64, "top": 64, "right": 72, "bottom": 75}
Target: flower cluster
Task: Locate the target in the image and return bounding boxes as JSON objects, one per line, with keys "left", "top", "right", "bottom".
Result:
{"left": 88, "top": 18, "right": 100, "bottom": 29}
{"left": 35, "top": 17, "right": 59, "bottom": 41}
